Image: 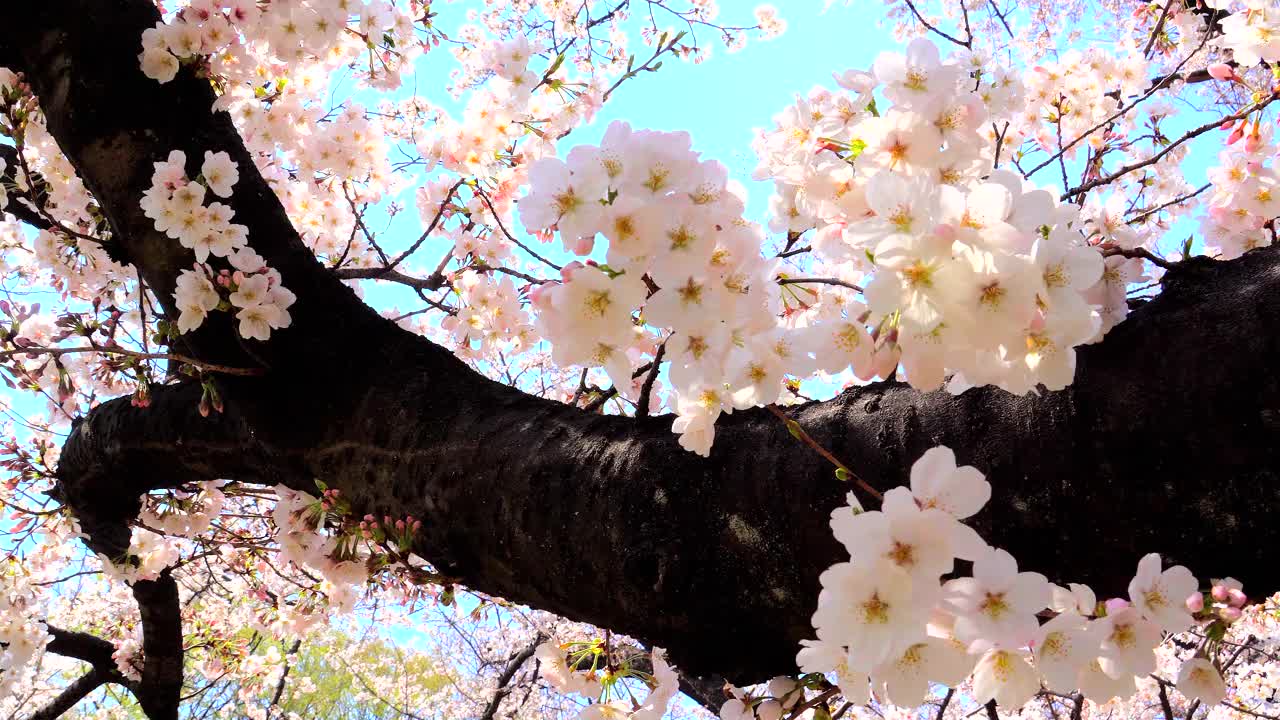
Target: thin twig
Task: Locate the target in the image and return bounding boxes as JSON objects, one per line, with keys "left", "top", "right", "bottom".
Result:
{"left": 1127, "top": 183, "right": 1212, "bottom": 225}
{"left": 635, "top": 341, "right": 666, "bottom": 418}
{"left": 1223, "top": 702, "right": 1280, "bottom": 720}
{"left": 1062, "top": 95, "right": 1278, "bottom": 201}
{"left": 1027, "top": 32, "right": 1211, "bottom": 181}
{"left": 901, "top": 0, "right": 970, "bottom": 47}
{"left": 1143, "top": 0, "right": 1176, "bottom": 59}
{"left": 938, "top": 688, "right": 956, "bottom": 720}
{"left": 1156, "top": 675, "right": 1176, "bottom": 720}
{"left": 766, "top": 404, "right": 882, "bottom": 502}
{"left": 0, "top": 345, "right": 264, "bottom": 376}
{"left": 776, "top": 277, "right": 863, "bottom": 293}
{"left": 1101, "top": 246, "right": 1174, "bottom": 271}
{"left": 479, "top": 632, "right": 546, "bottom": 720}
{"left": 473, "top": 187, "right": 562, "bottom": 271}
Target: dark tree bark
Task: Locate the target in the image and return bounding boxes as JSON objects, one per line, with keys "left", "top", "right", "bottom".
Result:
{"left": 3, "top": 0, "right": 1280, "bottom": 708}
{"left": 27, "top": 626, "right": 139, "bottom": 719}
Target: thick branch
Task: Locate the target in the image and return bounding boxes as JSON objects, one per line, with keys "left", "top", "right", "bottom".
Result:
{"left": 45, "top": 625, "right": 118, "bottom": 670}
{"left": 25, "top": 668, "right": 108, "bottom": 720}
{"left": 132, "top": 572, "right": 183, "bottom": 720}
{"left": 36, "top": 626, "right": 138, "bottom": 718}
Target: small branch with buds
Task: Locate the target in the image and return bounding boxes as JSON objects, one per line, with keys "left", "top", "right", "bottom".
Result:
{"left": 766, "top": 404, "right": 882, "bottom": 503}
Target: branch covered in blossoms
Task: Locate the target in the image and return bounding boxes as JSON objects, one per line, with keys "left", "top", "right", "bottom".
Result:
{"left": 4, "top": 2, "right": 1280, "bottom": 715}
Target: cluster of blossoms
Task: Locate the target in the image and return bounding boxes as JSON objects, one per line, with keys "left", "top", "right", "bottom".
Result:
{"left": 440, "top": 269, "right": 536, "bottom": 359}
{"left": 1215, "top": 0, "right": 1280, "bottom": 67}
{"left": 0, "top": 560, "right": 50, "bottom": 697}
{"left": 138, "top": 0, "right": 420, "bottom": 90}
{"left": 137, "top": 1, "right": 413, "bottom": 267}
{"left": 173, "top": 249, "right": 296, "bottom": 341}
{"left": 271, "top": 485, "right": 370, "bottom": 612}
{"left": 521, "top": 120, "right": 801, "bottom": 454}
{"left": 718, "top": 446, "right": 1244, "bottom": 719}
{"left": 536, "top": 641, "right": 679, "bottom": 720}
{"left": 139, "top": 481, "right": 227, "bottom": 538}
{"left": 763, "top": 39, "right": 1123, "bottom": 396}
{"left": 1017, "top": 48, "right": 1150, "bottom": 159}
{"left": 1199, "top": 109, "right": 1279, "bottom": 259}
{"left": 94, "top": 485, "right": 227, "bottom": 583}
{"left": 0, "top": 79, "right": 133, "bottom": 304}
{"left": 141, "top": 149, "right": 246, "bottom": 262}
{"left": 112, "top": 627, "right": 145, "bottom": 682}
{"left": 143, "top": 150, "right": 296, "bottom": 340}
{"left": 753, "top": 5, "right": 787, "bottom": 39}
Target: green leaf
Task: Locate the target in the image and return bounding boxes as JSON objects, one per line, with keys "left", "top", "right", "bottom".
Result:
{"left": 546, "top": 51, "right": 566, "bottom": 76}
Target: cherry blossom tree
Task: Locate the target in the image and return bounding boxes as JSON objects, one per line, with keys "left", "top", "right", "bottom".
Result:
{"left": 2, "top": 0, "right": 1280, "bottom": 719}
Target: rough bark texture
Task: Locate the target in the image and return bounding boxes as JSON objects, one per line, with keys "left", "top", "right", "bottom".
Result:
{"left": 4, "top": 0, "right": 1280, "bottom": 704}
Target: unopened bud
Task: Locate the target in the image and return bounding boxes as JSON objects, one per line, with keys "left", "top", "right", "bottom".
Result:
{"left": 1105, "top": 597, "right": 1131, "bottom": 614}
{"left": 1186, "top": 592, "right": 1204, "bottom": 613}
{"left": 1208, "top": 63, "right": 1236, "bottom": 82}
{"left": 755, "top": 700, "right": 783, "bottom": 720}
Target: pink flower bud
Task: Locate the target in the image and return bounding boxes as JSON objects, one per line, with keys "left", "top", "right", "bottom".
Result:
{"left": 1245, "top": 133, "right": 1263, "bottom": 154}
{"left": 1208, "top": 63, "right": 1236, "bottom": 81}
{"left": 1211, "top": 584, "right": 1230, "bottom": 602}
{"left": 560, "top": 261, "right": 585, "bottom": 282}
{"left": 1221, "top": 606, "right": 1242, "bottom": 622}
{"left": 1186, "top": 592, "right": 1204, "bottom": 613}
{"left": 1227, "top": 126, "right": 1245, "bottom": 146}
{"left": 569, "top": 235, "right": 594, "bottom": 255}
{"left": 1228, "top": 588, "right": 1247, "bottom": 607}
{"left": 1105, "top": 597, "right": 1131, "bottom": 614}
{"left": 528, "top": 283, "right": 554, "bottom": 309}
